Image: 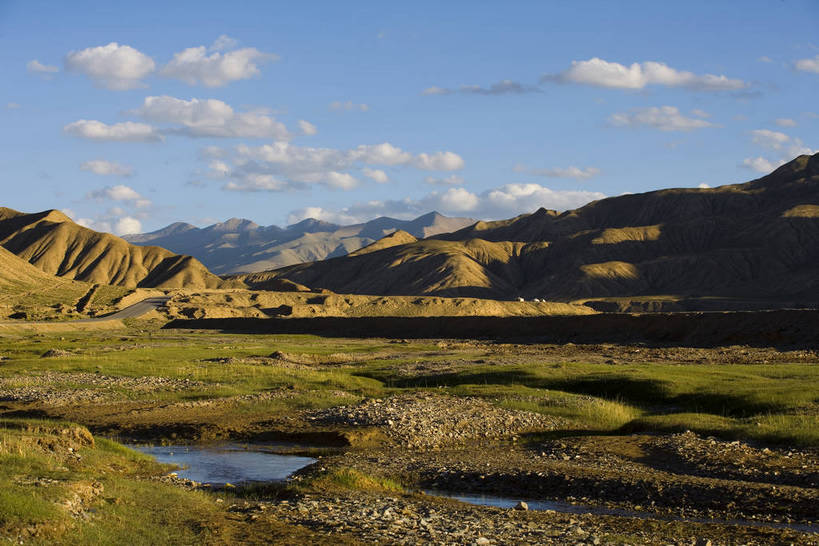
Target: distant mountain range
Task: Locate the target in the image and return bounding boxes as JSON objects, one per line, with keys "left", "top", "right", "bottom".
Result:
{"left": 242, "top": 154, "right": 819, "bottom": 309}
{"left": 0, "top": 208, "right": 227, "bottom": 289}
{"left": 124, "top": 212, "right": 475, "bottom": 274}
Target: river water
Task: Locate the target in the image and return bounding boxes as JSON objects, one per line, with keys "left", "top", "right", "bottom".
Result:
{"left": 132, "top": 443, "right": 316, "bottom": 485}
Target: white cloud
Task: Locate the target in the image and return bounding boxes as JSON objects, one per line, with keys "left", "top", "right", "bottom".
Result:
{"left": 751, "top": 129, "right": 790, "bottom": 149}
{"left": 775, "top": 118, "right": 797, "bottom": 128}
{"left": 758, "top": 56, "right": 773, "bottom": 63}
{"left": 363, "top": 168, "right": 389, "bottom": 183}
{"left": 287, "top": 183, "right": 605, "bottom": 224}
{"left": 516, "top": 165, "right": 601, "bottom": 180}
{"left": 697, "top": 183, "right": 711, "bottom": 189}
{"left": 134, "top": 95, "right": 289, "bottom": 139}
{"left": 75, "top": 206, "right": 148, "bottom": 235}
{"left": 608, "top": 106, "right": 716, "bottom": 131}
{"left": 65, "top": 43, "right": 155, "bottom": 90}
{"left": 210, "top": 35, "right": 239, "bottom": 52}
{"left": 87, "top": 184, "right": 144, "bottom": 202}
{"left": 221, "top": 141, "right": 464, "bottom": 193}
{"left": 161, "top": 44, "right": 278, "bottom": 87}
{"left": 27, "top": 59, "right": 59, "bottom": 74}
{"left": 208, "top": 160, "right": 230, "bottom": 177}
{"left": 546, "top": 58, "right": 747, "bottom": 91}
{"left": 750, "top": 128, "right": 814, "bottom": 156}
{"left": 741, "top": 157, "right": 784, "bottom": 173}
{"left": 80, "top": 159, "right": 133, "bottom": 177}
{"left": 422, "top": 80, "right": 539, "bottom": 96}
{"left": 326, "top": 172, "right": 358, "bottom": 190}
{"left": 115, "top": 216, "right": 142, "bottom": 235}
{"left": 298, "top": 120, "right": 317, "bottom": 135}
{"left": 6, "top": 102, "right": 20, "bottom": 110}
{"left": 413, "top": 151, "right": 465, "bottom": 171}
{"left": 223, "top": 174, "right": 288, "bottom": 192}
{"left": 795, "top": 55, "right": 819, "bottom": 74}
{"left": 691, "top": 109, "right": 711, "bottom": 118}
{"left": 350, "top": 143, "right": 412, "bottom": 165}
{"left": 425, "top": 174, "right": 464, "bottom": 185}
{"left": 435, "top": 187, "right": 480, "bottom": 212}
{"left": 330, "top": 100, "right": 369, "bottom": 112}
{"left": 75, "top": 217, "right": 111, "bottom": 232}
{"left": 64, "top": 120, "right": 162, "bottom": 142}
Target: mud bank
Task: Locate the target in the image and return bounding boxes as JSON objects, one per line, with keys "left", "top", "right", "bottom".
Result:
{"left": 164, "top": 309, "right": 819, "bottom": 348}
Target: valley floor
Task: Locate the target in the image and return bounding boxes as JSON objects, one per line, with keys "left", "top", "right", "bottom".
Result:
{"left": 0, "top": 325, "right": 816, "bottom": 544}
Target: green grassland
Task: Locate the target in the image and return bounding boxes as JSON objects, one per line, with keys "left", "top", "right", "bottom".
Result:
{"left": 0, "top": 327, "right": 816, "bottom": 446}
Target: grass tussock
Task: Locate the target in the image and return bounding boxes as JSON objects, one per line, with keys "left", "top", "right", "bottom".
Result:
{"left": 319, "top": 468, "right": 404, "bottom": 493}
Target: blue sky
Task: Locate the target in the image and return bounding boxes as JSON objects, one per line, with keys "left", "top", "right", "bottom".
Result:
{"left": 1, "top": 0, "right": 817, "bottom": 234}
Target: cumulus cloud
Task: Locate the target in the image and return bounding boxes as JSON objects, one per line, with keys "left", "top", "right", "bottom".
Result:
{"left": 425, "top": 174, "right": 464, "bottom": 185}
{"left": 224, "top": 174, "right": 288, "bottom": 192}
{"left": 65, "top": 43, "right": 155, "bottom": 90}
{"left": 87, "top": 184, "right": 146, "bottom": 203}
{"left": 691, "top": 109, "right": 711, "bottom": 118}
{"left": 218, "top": 141, "right": 464, "bottom": 193}
{"left": 160, "top": 40, "right": 278, "bottom": 87}
{"left": 210, "top": 35, "right": 239, "bottom": 52}
{"left": 422, "top": 80, "right": 539, "bottom": 96}
{"left": 363, "top": 168, "right": 389, "bottom": 183}
{"left": 697, "top": 183, "right": 711, "bottom": 189}
{"left": 413, "top": 151, "right": 465, "bottom": 171}
{"left": 64, "top": 120, "right": 162, "bottom": 142}
{"left": 287, "top": 183, "right": 605, "bottom": 225}
{"left": 115, "top": 216, "right": 142, "bottom": 235}
{"left": 515, "top": 165, "right": 601, "bottom": 180}
{"left": 608, "top": 106, "right": 716, "bottom": 131}
{"left": 751, "top": 129, "right": 790, "bottom": 149}
{"left": 298, "top": 120, "right": 317, "bottom": 135}
{"left": 80, "top": 159, "right": 133, "bottom": 177}
{"left": 741, "top": 156, "right": 783, "bottom": 173}
{"left": 545, "top": 58, "right": 747, "bottom": 91}
{"left": 750, "top": 128, "right": 814, "bottom": 156}
{"left": 325, "top": 172, "right": 359, "bottom": 190}
{"left": 27, "top": 59, "right": 59, "bottom": 75}
{"left": 775, "top": 118, "right": 797, "bottom": 128}
{"left": 133, "top": 95, "right": 289, "bottom": 139}
{"left": 330, "top": 100, "right": 369, "bottom": 112}
{"left": 795, "top": 55, "right": 819, "bottom": 74}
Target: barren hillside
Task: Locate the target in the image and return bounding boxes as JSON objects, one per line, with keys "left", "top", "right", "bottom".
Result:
{"left": 244, "top": 154, "right": 819, "bottom": 308}
{"left": 0, "top": 208, "right": 228, "bottom": 289}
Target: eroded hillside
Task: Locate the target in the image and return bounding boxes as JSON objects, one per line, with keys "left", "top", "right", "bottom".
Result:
{"left": 0, "top": 208, "right": 229, "bottom": 289}
{"left": 249, "top": 154, "right": 819, "bottom": 307}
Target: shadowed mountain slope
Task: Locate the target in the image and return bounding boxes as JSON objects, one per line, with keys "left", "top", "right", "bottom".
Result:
{"left": 0, "top": 208, "right": 227, "bottom": 289}
{"left": 245, "top": 154, "right": 819, "bottom": 306}
{"left": 124, "top": 211, "right": 474, "bottom": 274}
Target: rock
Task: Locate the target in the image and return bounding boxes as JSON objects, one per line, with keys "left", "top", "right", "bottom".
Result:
{"left": 475, "top": 538, "right": 491, "bottom": 545}
{"left": 514, "top": 501, "right": 528, "bottom": 511}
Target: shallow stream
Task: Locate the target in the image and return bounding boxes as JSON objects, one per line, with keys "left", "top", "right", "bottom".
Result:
{"left": 129, "top": 443, "right": 816, "bottom": 534}
{"left": 132, "top": 443, "right": 315, "bottom": 485}
{"left": 425, "top": 490, "right": 818, "bottom": 534}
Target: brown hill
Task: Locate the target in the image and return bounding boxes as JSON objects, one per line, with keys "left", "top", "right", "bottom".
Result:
{"left": 247, "top": 154, "right": 819, "bottom": 308}
{"left": 349, "top": 230, "right": 418, "bottom": 256}
{"left": 0, "top": 208, "right": 228, "bottom": 289}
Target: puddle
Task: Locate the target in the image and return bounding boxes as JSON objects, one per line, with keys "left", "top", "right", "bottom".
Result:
{"left": 133, "top": 443, "right": 316, "bottom": 485}
{"left": 425, "top": 490, "right": 818, "bottom": 535}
